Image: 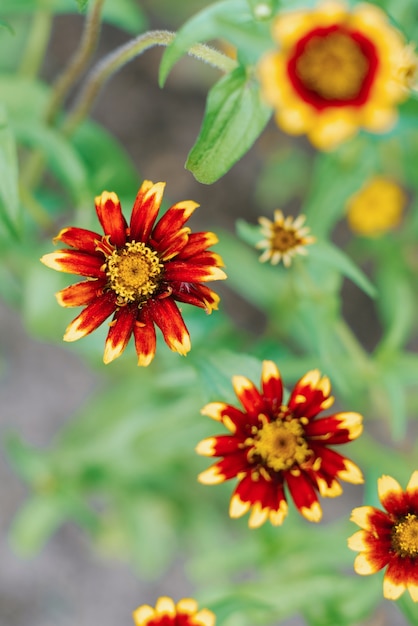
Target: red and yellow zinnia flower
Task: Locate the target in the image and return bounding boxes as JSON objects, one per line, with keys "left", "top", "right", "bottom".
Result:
{"left": 258, "top": 1, "right": 412, "bottom": 149}
{"left": 348, "top": 472, "right": 418, "bottom": 602}
{"left": 132, "top": 597, "right": 215, "bottom": 626}
{"left": 40, "top": 181, "right": 226, "bottom": 366}
{"left": 196, "top": 361, "right": 363, "bottom": 528}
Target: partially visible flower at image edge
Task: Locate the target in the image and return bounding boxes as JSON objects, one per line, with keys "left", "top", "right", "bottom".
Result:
{"left": 348, "top": 472, "right": 418, "bottom": 602}
{"left": 196, "top": 361, "right": 363, "bottom": 528}
{"left": 346, "top": 176, "right": 406, "bottom": 237}
{"left": 258, "top": 0, "right": 415, "bottom": 150}
{"left": 256, "top": 210, "right": 315, "bottom": 266}
{"left": 132, "top": 597, "right": 215, "bottom": 626}
{"left": 40, "top": 181, "right": 226, "bottom": 366}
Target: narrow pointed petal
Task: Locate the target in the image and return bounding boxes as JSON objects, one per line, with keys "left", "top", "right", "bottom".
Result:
{"left": 56, "top": 278, "right": 106, "bottom": 307}
{"left": 103, "top": 305, "right": 136, "bottom": 364}
{"left": 305, "top": 412, "right": 363, "bottom": 443}
{"left": 152, "top": 200, "right": 199, "bottom": 242}
{"left": 261, "top": 360, "right": 283, "bottom": 410}
{"left": 95, "top": 191, "right": 127, "bottom": 247}
{"left": 196, "top": 435, "right": 242, "bottom": 457}
{"left": 288, "top": 369, "right": 334, "bottom": 419}
{"left": 232, "top": 375, "right": 266, "bottom": 417}
{"left": 53, "top": 226, "right": 103, "bottom": 254}
{"left": 63, "top": 292, "right": 117, "bottom": 341}
{"left": 158, "top": 227, "right": 190, "bottom": 261}
{"left": 177, "top": 232, "right": 219, "bottom": 259}
{"left": 310, "top": 444, "right": 363, "bottom": 484}
{"left": 130, "top": 181, "right": 165, "bottom": 242}
{"left": 173, "top": 283, "right": 220, "bottom": 312}
{"left": 163, "top": 260, "right": 227, "bottom": 283}
{"left": 41, "top": 250, "right": 105, "bottom": 278}
{"left": 286, "top": 470, "right": 322, "bottom": 522}
{"left": 133, "top": 307, "right": 156, "bottom": 367}
{"left": 149, "top": 298, "right": 191, "bottom": 356}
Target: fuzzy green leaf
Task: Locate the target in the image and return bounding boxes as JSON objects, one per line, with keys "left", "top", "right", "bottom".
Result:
{"left": 186, "top": 66, "right": 272, "bottom": 183}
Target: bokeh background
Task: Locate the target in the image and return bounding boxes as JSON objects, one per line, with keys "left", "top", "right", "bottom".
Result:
{"left": 0, "top": 1, "right": 411, "bottom": 625}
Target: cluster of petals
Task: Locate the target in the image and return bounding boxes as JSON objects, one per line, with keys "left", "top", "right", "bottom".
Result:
{"left": 348, "top": 472, "right": 418, "bottom": 602}
{"left": 132, "top": 597, "right": 215, "bottom": 626}
{"left": 41, "top": 181, "right": 226, "bottom": 366}
{"left": 258, "top": 0, "right": 414, "bottom": 149}
{"left": 196, "top": 361, "right": 363, "bottom": 528}
{"left": 256, "top": 210, "right": 315, "bottom": 267}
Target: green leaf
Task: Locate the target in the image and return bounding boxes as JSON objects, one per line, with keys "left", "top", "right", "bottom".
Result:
{"left": 0, "top": 75, "right": 49, "bottom": 121}
{"left": 159, "top": 0, "right": 265, "bottom": 86}
{"left": 0, "top": 19, "right": 14, "bottom": 34}
{"left": 186, "top": 66, "right": 272, "bottom": 183}
{"left": 308, "top": 241, "right": 377, "bottom": 299}
{"left": 0, "top": 104, "right": 20, "bottom": 238}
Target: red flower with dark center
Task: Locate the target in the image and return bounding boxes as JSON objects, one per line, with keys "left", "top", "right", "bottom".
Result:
{"left": 41, "top": 181, "right": 226, "bottom": 365}
{"left": 196, "top": 361, "right": 363, "bottom": 528}
{"left": 348, "top": 472, "right": 418, "bottom": 602}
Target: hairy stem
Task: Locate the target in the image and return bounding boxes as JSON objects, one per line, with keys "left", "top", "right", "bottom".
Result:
{"left": 45, "top": 0, "right": 106, "bottom": 125}
{"left": 63, "top": 30, "right": 237, "bottom": 135}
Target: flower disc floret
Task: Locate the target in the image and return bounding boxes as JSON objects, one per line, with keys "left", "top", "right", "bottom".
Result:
{"left": 258, "top": 1, "right": 413, "bottom": 149}
{"left": 256, "top": 210, "right": 315, "bottom": 266}
{"left": 196, "top": 361, "right": 363, "bottom": 528}
{"left": 40, "top": 180, "right": 226, "bottom": 366}
{"left": 348, "top": 472, "right": 418, "bottom": 602}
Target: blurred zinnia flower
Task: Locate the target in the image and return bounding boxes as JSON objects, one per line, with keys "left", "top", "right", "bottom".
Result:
{"left": 41, "top": 181, "right": 226, "bottom": 365}
{"left": 348, "top": 472, "right": 418, "bottom": 602}
{"left": 256, "top": 210, "right": 315, "bottom": 266}
{"left": 196, "top": 361, "right": 363, "bottom": 528}
{"left": 346, "top": 176, "right": 406, "bottom": 236}
{"left": 258, "top": 1, "right": 412, "bottom": 149}
{"left": 133, "top": 597, "right": 215, "bottom": 626}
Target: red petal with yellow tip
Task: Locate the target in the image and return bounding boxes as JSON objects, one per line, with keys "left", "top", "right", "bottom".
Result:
{"left": 95, "top": 191, "right": 127, "bottom": 247}
{"left": 56, "top": 278, "right": 106, "bottom": 307}
{"left": 148, "top": 298, "right": 191, "bottom": 356}
{"left": 177, "top": 232, "right": 219, "bottom": 258}
{"left": 41, "top": 250, "right": 105, "bottom": 278}
{"left": 152, "top": 201, "right": 198, "bottom": 242}
{"left": 54, "top": 226, "right": 102, "bottom": 254}
{"left": 63, "top": 292, "right": 117, "bottom": 341}
{"left": 134, "top": 307, "right": 157, "bottom": 367}
{"left": 103, "top": 305, "right": 136, "bottom": 364}
{"left": 130, "top": 181, "right": 165, "bottom": 242}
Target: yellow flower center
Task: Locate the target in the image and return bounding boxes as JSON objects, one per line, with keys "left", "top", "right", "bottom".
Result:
{"left": 392, "top": 514, "right": 418, "bottom": 558}
{"left": 296, "top": 32, "right": 369, "bottom": 100}
{"left": 271, "top": 226, "right": 299, "bottom": 252}
{"left": 106, "top": 241, "right": 163, "bottom": 304}
{"left": 250, "top": 418, "right": 310, "bottom": 472}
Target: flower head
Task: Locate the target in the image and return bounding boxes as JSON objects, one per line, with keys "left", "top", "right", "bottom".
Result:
{"left": 256, "top": 210, "right": 315, "bottom": 266}
{"left": 348, "top": 472, "right": 418, "bottom": 602}
{"left": 196, "top": 361, "right": 363, "bottom": 528}
{"left": 258, "top": 1, "right": 412, "bottom": 149}
{"left": 346, "top": 176, "right": 406, "bottom": 236}
{"left": 133, "top": 597, "right": 215, "bottom": 626}
{"left": 41, "top": 181, "right": 226, "bottom": 366}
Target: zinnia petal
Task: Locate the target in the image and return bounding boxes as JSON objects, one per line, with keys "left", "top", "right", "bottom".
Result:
{"left": 95, "top": 191, "right": 127, "bottom": 247}
{"left": 103, "top": 305, "right": 136, "bottom": 364}
{"left": 63, "top": 292, "right": 117, "bottom": 342}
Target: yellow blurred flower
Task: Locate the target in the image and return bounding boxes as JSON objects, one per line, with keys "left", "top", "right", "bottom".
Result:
{"left": 346, "top": 177, "right": 406, "bottom": 237}
{"left": 256, "top": 210, "right": 315, "bottom": 266}
{"left": 258, "top": 1, "right": 412, "bottom": 150}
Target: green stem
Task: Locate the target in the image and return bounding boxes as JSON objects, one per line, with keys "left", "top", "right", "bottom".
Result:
{"left": 397, "top": 594, "right": 418, "bottom": 626}
{"left": 334, "top": 318, "right": 373, "bottom": 375}
{"left": 19, "top": 184, "right": 53, "bottom": 230}
{"left": 63, "top": 29, "right": 238, "bottom": 136}
{"left": 45, "top": 0, "right": 106, "bottom": 125}
{"left": 19, "top": 7, "right": 53, "bottom": 78}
